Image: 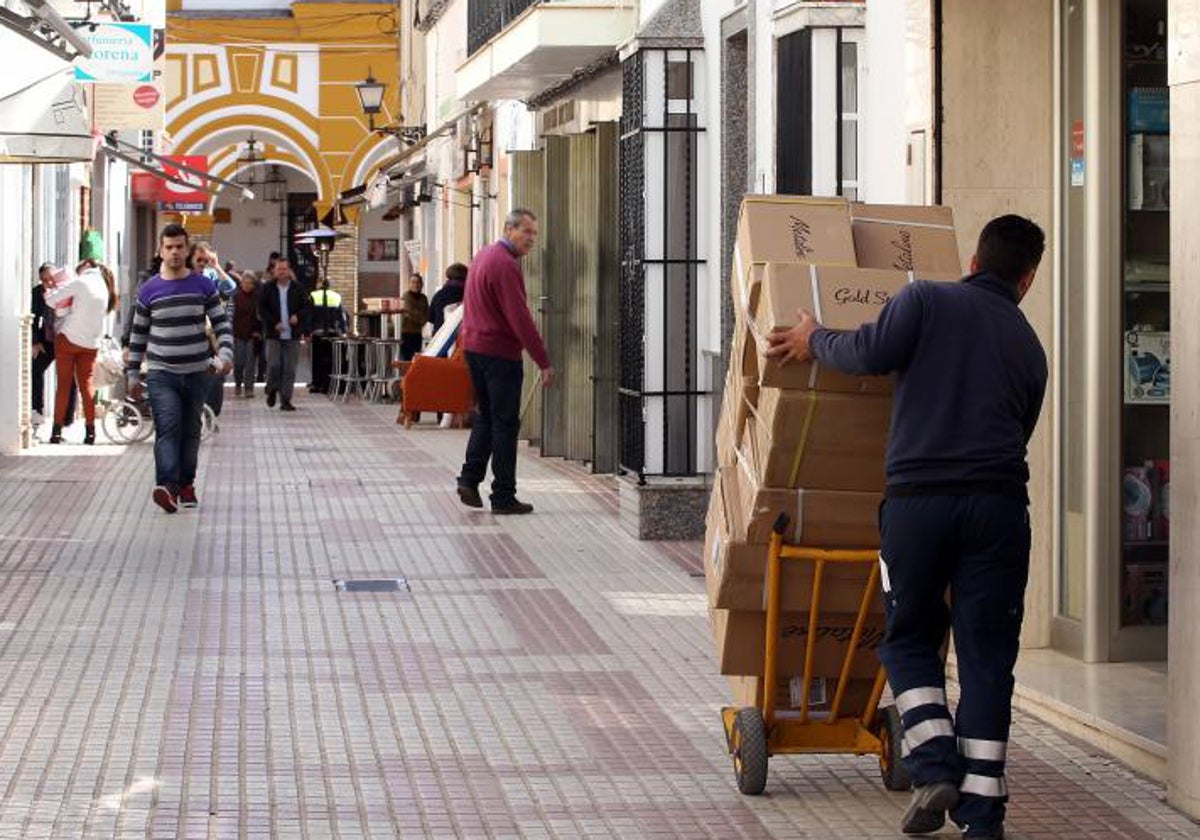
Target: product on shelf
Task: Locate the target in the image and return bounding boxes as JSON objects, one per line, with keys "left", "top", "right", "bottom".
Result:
{"left": 1124, "top": 330, "right": 1170, "bottom": 403}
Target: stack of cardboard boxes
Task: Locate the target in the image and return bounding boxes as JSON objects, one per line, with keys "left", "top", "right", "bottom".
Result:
{"left": 708, "top": 196, "right": 963, "bottom": 712}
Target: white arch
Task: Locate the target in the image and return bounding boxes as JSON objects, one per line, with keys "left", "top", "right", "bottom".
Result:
{"left": 176, "top": 124, "right": 326, "bottom": 200}
{"left": 350, "top": 137, "right": 400, "bottom": 190}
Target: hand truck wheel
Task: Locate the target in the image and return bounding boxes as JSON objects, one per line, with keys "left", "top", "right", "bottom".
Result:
{"left": 879, "top": 705, "right": 913, "bottom": 792}
{"left": 730, "top": 707, "right": 769, "bottom": 795}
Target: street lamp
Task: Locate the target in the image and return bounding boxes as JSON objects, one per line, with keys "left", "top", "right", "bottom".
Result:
{"left": 295, "top": 225, "right": 348, "bottom": 290}
{"left": 262, "top": 164, "right": 286, "bottom": 203}
{"left": 354, "top": 70, "right": 427, "bottom": 146}
{"left": 236, "top": 133, "right": 262, "bottom": 187}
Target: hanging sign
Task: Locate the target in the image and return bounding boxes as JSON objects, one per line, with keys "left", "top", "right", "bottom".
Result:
{"left": 91, "top": 29, "right": 165, "bottom": 131}
{"left": 75, "top": 23, "right": 154, "bottom": 83}
{"left": 157, "top": 155, "right": 210, "bottom": 212}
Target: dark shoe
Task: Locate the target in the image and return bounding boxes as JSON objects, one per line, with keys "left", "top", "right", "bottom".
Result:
{"left": 901, "top": 781, "right": 959, "bottom": 835}
{"left": 280, "top": 402, "right": 296, "bottom": 412}
{"left": 492, "top": 499, "right": 534, "bottom": 515}
{"left": 233, "top": 385, "right": 243, "bottom": 398}
{"left": 244, "top": 386, "right": 254, "bottom": 399}
{"left": 178, "top": 485, "right": 199, "bottom": 508}
{"left": 266, "top": 388, "right": 277, "bottom": 408}
{"left": 49, "top": 424, "right": 63, "bottom": 444}
{"left": 152, "top": 485, "right": 179, "bottom": 514}
{"left": 83, "top": 425, "right": 95, "bottom": 445}
{"left": 963, "top": 828, "right": 1004, "bottom": 840}
{"left": 457, "top": 484, "right": 483, "bottom": 509}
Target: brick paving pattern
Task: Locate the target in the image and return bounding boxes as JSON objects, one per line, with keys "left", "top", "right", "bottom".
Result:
{"left": 0, "top": 396, "right": 1195, "bottom": 838}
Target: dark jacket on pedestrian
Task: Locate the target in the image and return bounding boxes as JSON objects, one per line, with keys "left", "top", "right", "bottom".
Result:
{"left": 429, "top": 280, "right": 465, "bottom": 333}
{"left": 810, "top": 271, "right": 1047, "bottom": 501}
{"left": 258, "top": 280, "right": 312, "bottom": 338}
{"left": 232, "top": 286, "right": 261, "bottom": 340}
{"left": 30, "top": 283, "right": 53, "bottom": 348}
{"left": 400, "top": 290, "right": 429, "bottom": 336}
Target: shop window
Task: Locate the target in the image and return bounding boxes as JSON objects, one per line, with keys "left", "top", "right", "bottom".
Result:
{"left": 1119, "top": 0, "right": 1169, "bottom": 628}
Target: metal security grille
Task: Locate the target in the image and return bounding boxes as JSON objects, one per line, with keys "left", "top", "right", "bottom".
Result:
{"left": 618, "top": 48, "right": 707, "bottom": 481}
{"left": 467, "top": 0, "right": 539, "bottom": 56}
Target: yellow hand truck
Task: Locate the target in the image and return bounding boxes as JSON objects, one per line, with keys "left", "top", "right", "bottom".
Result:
{"left": 721, "top": 513, "right": 911, "bottom": 795}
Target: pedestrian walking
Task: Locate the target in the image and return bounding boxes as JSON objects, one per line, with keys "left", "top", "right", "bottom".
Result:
{"left": 30, "top": 263, "right": 77, "bottom": 428}
{"left": 126, "top": 223, "right": 233, "bottom": 514}
{"left": 192, "top": 242, "right": 236, "bottom": 417}
{"left": 399, "top": 273, "right": 430, "bottom": 360}
{"left": 308, "top": 284, "right": 346, "bottom": 394}
{"left": 429, "top": 262, "right": 468, "bottom": 334}
{"left": 258, "top": 257, "right": 310, "bottom": 412}
{"left": 766, "top": 215, "right": 1048, "bottom": 840}
{"left": 43, "top": 259, "right": 119, "bottom": 445}
{"left": 231, "top": 271, "right": 262, "bottom": 398}
{"left": 456, "top": 209, "right": 554, "bottom": 515}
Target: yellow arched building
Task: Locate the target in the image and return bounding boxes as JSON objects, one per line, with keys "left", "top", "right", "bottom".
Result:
{"left": 164, "top": 0, "right": 401, "bottom": 302}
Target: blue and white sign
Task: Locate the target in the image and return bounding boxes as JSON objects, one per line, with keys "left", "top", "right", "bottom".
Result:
{"left": 75, "top": 23, "right": 153, "bottom": 84}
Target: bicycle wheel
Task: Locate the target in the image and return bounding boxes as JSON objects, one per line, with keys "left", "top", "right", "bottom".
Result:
{"left": 200, "top": 404, "right": 218, "bottom": 441}
{"left": 101, "top": 400, "right": 148, "bottom": 445}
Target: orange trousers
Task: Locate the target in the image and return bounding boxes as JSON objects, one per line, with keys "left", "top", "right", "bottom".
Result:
{"left": 54, "top": 334, "right": 97, "bottom": 427}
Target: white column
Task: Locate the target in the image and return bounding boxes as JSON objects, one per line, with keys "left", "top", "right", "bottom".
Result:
{"left": 1167, "top": 0, "right": 1200, "bottom": 819}
{"left": 0, "top": 166, "right": 33, "bottom": 454}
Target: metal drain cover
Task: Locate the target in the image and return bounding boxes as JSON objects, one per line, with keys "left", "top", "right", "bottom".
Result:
{"left": 333, "top": 578, "right": 409, "bottom": 593}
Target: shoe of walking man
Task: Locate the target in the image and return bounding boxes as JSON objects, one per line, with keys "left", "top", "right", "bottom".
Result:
{"left": 766, "top": 215, "right": 1049, "bottom": 840}
{"left": 258, "top": 256, "right": 310, "bottom": 411}
{"left": 126, "top": 223, "right": 233, "bottom": 514}
{"left": 456, "top": 209, "right": 554, "bottom": 515}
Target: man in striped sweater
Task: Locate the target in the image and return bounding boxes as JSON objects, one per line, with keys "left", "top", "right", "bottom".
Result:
{"left": 127, "top": 224, "right": 234, "bottom": 513}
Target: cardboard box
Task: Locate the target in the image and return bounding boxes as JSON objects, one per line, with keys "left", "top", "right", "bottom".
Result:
{"left": 742, "top": 390, "right": 890, "bottom": 492}
{"left": 1124, "top": 330, "right": 1170, "bottom": 404}
{"left": 711, "top": 605, "right": 884, "bottom": 678}
{"left": 733, "top": 196, "right": 857, "bottom": 314}
{"left": 705, "top": 462, "right": 880, "bottom": 612}
{"left": 750, "top": 264, "right": 914, "bottom": 393}
{"left": 716, "top": 325, "right": 759, "bottom": 469}
{"left": 849, "top": 203, "right": 964, "bottom": 277}
{"left": 733, "top": 447, "right": 880, "bottom": 547}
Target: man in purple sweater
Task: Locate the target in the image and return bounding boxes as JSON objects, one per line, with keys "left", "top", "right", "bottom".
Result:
{"left": 456, "top": 209, "right": 554, "bottom": 515}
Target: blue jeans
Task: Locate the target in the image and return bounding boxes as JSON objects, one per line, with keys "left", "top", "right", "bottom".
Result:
{"left": 458, "top": 352, "right": 524, "bottom": 505}
{"left": 146, "top": 370, "right": 208, "bottom": 491}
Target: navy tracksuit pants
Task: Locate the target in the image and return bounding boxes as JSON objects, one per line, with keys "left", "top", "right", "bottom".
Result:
{"left": 878, "top": 494, "right": 1030, "bottom": 836}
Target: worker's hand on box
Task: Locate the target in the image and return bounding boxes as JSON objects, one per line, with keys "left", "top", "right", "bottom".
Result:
{"left": 540, "top": 367, "right": 555, "bottom": 388}
{"left": 766, "top": 309, "right": 820, "bottom": 364}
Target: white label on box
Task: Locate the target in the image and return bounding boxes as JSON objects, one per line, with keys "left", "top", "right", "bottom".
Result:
{"left": 791, "top": 676, "right": 827, "bottom": 709}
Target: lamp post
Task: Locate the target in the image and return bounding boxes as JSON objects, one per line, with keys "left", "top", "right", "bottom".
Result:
{"left": 236, "top": 133, "right": 262, "bottom": 187}
{"left": 354, "top": 69, "right": 427, "bottom": 146}
{"left": 295, "top": 226, "right": 348, "bottom": 291}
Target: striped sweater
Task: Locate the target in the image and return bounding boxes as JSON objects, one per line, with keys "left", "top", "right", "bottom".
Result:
{"left": 126, "top": 272, "right": 233, "bottom": 376}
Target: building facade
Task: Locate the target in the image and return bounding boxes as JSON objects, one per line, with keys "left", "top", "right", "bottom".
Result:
{"left": 164, "top": 0, "right": 401, "bottom": 306}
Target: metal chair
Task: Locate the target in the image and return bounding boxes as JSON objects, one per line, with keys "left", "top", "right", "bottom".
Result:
{"left": 337, "top": 338, "right": 370, "bottom": 402}
{"left": 328, "top": 338, "right": 347, "bottom": 400}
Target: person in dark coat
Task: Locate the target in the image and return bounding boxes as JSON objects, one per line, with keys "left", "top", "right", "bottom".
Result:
{"left": 429, "top": 262, "right": 468, "bottom": 334}
{"left": 399, "top": 274, "right": 430, "bottom": 361}
{"left": 257, "top": 257, "right": 311, "bottom": 411}
{"left": 30, "top": 263, "right": 77, "bottom": 426}
{"left": 766, "top": 215, "right": 1048, "bottom": 840}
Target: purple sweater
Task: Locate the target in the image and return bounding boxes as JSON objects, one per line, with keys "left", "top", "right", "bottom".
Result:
{"left": 126, "top": 272, "right": 233, "bottom": 376}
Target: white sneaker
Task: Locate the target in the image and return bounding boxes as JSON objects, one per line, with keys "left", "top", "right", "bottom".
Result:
{"left": 30, "top": 411, "right": 44, "bottom": 426}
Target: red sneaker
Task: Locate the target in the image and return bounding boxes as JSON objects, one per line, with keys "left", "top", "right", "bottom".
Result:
{"left": 178, "top": 486, "right": 199, "bottom": 508}
{"left": 152, "top": 485, "right": 178, "bottom": 514}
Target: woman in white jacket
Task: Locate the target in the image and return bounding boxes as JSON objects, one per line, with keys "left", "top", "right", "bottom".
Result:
{"left": 42, "top": 260, "right": 118, "bottom": 444}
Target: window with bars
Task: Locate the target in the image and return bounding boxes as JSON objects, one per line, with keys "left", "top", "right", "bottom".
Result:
{"left": 618, "top": 48, "right": 708, "bottom": 480}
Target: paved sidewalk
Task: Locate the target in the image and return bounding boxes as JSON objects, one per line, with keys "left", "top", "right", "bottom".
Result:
{"left": 0, "top": 395, "right": 1195, "bottom": 839}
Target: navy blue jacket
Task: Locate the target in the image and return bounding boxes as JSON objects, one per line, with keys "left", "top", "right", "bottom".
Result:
{"left": 810, "top": 272, "right": 1047, "bottom": 500}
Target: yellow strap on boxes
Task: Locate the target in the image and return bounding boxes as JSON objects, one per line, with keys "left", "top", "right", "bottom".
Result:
{"left": 787, "top": 390, "right": 820, "bottom": 489}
